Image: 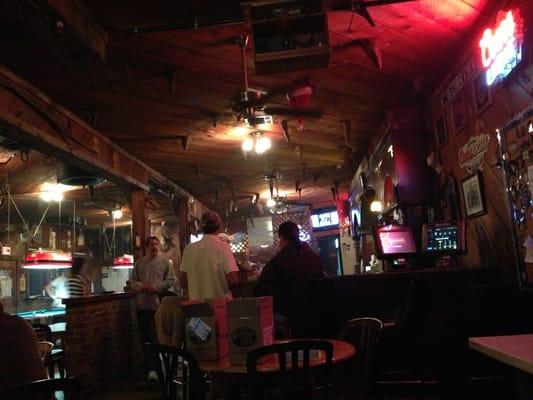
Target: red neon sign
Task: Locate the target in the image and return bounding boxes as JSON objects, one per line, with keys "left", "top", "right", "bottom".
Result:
{"left": 479, "top": 9, "right": 523, "bottom": 86}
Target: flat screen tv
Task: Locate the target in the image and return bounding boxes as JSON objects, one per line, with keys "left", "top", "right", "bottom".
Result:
{"left": 422, "top": 221, "right": 466, "bottom": 254}
{"left": 311, "top": 208, "right": 339, "bottom": 230}
{"left": 373, "top": 224, "right": 417, "bottom": 259}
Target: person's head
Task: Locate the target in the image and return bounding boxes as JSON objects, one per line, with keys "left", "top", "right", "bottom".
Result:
{"left": 71, "top": 257, "right": 86, "bottom": 275}
{"left": 278, "top": 221, "right": 300, "bottom": 248}
{"left": 145, "top": 236, "right": 160, "bottom": 257}
{"left": 201, "top": 211, "right": 222, "bottom": 235}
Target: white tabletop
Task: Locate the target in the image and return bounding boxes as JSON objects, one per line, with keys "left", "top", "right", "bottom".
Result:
{"left": 468, "top": 334, "right": 533, "bottom": 375}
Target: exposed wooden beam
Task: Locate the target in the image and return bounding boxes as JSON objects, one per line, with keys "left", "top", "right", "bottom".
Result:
{"left": 46, "top": 0, "right": 109, "bottom": 62}
{"left": 0, "top": 65, "right": 193, "bottom": 201}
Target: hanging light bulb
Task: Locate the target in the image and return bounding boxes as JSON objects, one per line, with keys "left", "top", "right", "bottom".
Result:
{"left": 266, "top": 198, "right": 276, "bottom": 208}
{"left": 370, "top": 200, "right": 383, "bottom": 213}
{"left": 112, "top": 209, "right": 123, "bottom": 220}
{"left": 241, "top": 138, "right": 254, "bottom": 152}
{"left": 255, "top": 136, "right": 271, "bottom": 154}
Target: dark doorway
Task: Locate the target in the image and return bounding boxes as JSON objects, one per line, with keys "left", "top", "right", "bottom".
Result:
{"left": 318, "top": 235, "right": 342, "bottom": 276}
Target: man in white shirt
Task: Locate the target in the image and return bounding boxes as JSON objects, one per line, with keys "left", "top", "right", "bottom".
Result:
{"left": 180, "top": 211, "right": 239, "bottom": 300}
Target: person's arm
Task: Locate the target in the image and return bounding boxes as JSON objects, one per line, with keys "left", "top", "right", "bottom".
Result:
{"left": 253, "top": 260, "right": 276, "bottom": 297}
{"left": 156, "top": 260, "right": 177, "bottom": 291}
{"left": 221, "top": 243, "right": 239, "bottom": 289}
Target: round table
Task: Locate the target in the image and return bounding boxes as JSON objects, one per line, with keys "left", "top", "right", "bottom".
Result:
{"left": 198, "top": 339, "right": 356, "bottom": 374}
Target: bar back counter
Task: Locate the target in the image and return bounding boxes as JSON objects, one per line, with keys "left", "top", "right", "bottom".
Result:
{"left": 240, "top": 267, "right": 533, "bottom": 381}
{"left": 62, "top": 292, "right": 142, "bottom": 397}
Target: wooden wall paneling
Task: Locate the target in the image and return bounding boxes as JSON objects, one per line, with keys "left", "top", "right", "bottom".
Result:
{"left": 426, "top": 0, "right": 533, "bottom": 283}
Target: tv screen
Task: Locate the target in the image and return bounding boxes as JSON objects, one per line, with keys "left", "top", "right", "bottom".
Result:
{"left": 311, "top": 209, "right": 339, "bottom": 230}
{"left": 373, "top": 224, "right": 417, "bottom": 259}
{"left": 422, "top": 221, "right": 466, "bottom": 254}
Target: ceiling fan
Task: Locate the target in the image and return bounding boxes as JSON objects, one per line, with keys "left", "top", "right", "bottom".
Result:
{"left": 331, "top": 0, "right": 420, "bottom": 28}
{"left": 230, "top": 35, "right": 323, "bottom": 127}
{"left": 264, "top": 172, "right": 310, "bottom": 214}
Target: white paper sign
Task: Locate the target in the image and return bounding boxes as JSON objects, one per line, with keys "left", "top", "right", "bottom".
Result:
{"left": 188, "top": 318, "right": 211, "bottom": 341}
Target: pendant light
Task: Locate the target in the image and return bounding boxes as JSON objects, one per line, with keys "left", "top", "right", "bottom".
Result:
{"left": 112, "top": 254, "right": 134, "bottom": 269}
{"left": 22, "top": 248, "right": 72, "bottom": 269}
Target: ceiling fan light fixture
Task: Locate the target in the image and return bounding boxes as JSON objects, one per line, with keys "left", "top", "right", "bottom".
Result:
{"left": 241, "top": 138, "right": 254, "bottom": 152}
{"left": 255, "top": 136, "right": 271, "bottom": 154}
{"left": 266, "top": 198, "right": 276, "bottom": 208}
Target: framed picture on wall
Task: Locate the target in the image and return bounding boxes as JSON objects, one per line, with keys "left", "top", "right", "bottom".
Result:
{"left": 472, "top": 73, "right": 492, "bottom": 115}
{"left": 451, "top": 92, "right": 467, "bottom": 134}
{"left": 461, "top": 171, "right": 486, "bottom": 218}
{"left": 435, "top": 115, "right": 447, "bottom": 148}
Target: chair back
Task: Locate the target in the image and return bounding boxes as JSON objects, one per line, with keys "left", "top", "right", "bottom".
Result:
{"left": 145, "top": 343, "right": 206, "bottom": 400}
{"left": 339, "top": 317, "right": 383, "bottom": 398}
{"left": 247, "top": 339, "right": 334, "bottom": 400}
{"left": 0, "top": 377, "right": 80, "bottom": 400}
{"left": 36, "top": 341, "right": 54, "bottom": 361}
{"left": 32, "top": 323, "right": 53, "bottom": 342}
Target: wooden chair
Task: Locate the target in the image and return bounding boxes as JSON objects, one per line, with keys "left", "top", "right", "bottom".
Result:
{"left": 246, "top": 339, "right": 334, "bottom": 400}
{"left": 36, "top": 341, "right": 54, "bottom": 365}
{"left": 145, "top": 343, "right": 207, "bottom": 400}
{"left": 339, "top": 317, "right": 383, "bottom": 400}
{"left": 0, "top": 377, "right": 80, "bottom": 400}
{"left": 32, "top": 323, "right": 66, "bottom": 378}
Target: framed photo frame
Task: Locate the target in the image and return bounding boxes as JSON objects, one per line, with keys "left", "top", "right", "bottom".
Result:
{"left": 461, "top": 171, "right": 486, "bottom": 218}
{"left": 435, "top": 115, "right": 447, "bottom": 149}
{"left": 451, "top": 92, "right": 467, "bottom": 134}
{"left": 472, "top": 73, "right": 492, "bottom": 115}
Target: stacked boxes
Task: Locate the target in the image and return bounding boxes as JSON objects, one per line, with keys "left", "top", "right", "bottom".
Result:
{"left": 227, "top": 297, "right": 274, "bottom": 364}
{"left": 180, "top": 296, "right": 274, "bottom": 363}
{"left": 181, "top": 298, "right": 229, "bottom": 361}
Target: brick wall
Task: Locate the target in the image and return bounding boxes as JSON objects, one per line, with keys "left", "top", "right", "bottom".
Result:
{"left": 63, "top": 293, "right": 142, "bottom": 398}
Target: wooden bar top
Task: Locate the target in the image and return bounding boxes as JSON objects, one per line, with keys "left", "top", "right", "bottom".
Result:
{"left": 62, "top": 291, "right": 134, "bottom": 305}
{"left": 469, "top": 334, "right": 533, "bottom": 375}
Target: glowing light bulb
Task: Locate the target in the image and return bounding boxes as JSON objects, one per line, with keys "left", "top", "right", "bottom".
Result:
{"left": 241, "top": 138, "right": 254, "bottom": 152}
{"left": 40, "top": 191, "right": 64, "bottom": 202}
{"left": 112, "top": 209, "right": 123, "bottom": 220}
{"left": 370, "top": 200, "right": 383, "bottom": 213}
{"left": 266, "top": 198, "right": 276, "bottom": 208}
{"left": 255, "top": 136, "right": 271, "bottom": 154}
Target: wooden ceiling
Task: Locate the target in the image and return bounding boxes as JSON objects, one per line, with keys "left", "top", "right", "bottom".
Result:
{"left": 0, "top": 0, "right": 498, "bottom": 214}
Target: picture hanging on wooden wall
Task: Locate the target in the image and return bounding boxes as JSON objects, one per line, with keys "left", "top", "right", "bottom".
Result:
{"left": 435, "top": 115, "right": 447, "bottom": 148}
{"left": 472, "top": 73, "right": 492, "bottom": 115}
{"left": 451, "top": 91, "right": 468, "bottom": 134}
{"left": 461, "top": 171, "right": 487, "bottom": 218}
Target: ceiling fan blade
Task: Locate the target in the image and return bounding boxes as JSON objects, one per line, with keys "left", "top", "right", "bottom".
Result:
{"left": 364, "top": 0, "right": 419, "bottom": 7}
{"left": 331, "top": 39, "right": 365, "bottom": 50}
{"left": 114, "top": 135, "right": 184, "bottom": 142}
{"left": 353, "top": 2, "right": 376, "bottom": 27}
{"left": 264, "top": 107, "right": 323, "bottom": 118}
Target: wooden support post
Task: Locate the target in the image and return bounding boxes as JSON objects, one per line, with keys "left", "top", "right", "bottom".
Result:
{"left": 169, "top": 196, "right": 190, "bottom": 253}
{"left": 131, "top": 190, "right": 149, "bottom": 260}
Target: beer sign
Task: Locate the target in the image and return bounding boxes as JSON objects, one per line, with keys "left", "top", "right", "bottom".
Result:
{"left": 479, "top": 9, "right": 524, "bottom": 86}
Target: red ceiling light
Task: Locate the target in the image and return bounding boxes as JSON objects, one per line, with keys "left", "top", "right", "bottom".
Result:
{"left": 112, "top": 254, "right": 134, "bottom": 269}
{"left": 22, "top": 249, "right": 72, "bottom": 269}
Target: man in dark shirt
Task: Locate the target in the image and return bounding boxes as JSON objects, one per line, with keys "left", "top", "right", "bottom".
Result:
{"left": 255, "top": 221, "right": 330, "bottom": 338}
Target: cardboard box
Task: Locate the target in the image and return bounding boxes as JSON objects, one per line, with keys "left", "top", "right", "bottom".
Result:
{"left": 227, "top": 296, "right": 274, "bottom": 364}
{"left": 181, "top": 298, "right": 228, "bottom": 361}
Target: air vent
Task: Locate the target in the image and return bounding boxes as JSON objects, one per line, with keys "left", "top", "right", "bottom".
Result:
{"left": 57, "top": 162, "right": 105, "bottom": 187}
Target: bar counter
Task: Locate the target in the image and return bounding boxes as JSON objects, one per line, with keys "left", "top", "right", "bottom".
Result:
{"left": 63, "top": 292, "right": 142, "bottom": 397}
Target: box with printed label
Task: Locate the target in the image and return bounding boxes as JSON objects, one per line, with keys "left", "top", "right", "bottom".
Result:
{"left": 181, "top": 298, "right": 228, "bottom": 361}
{"left": 227, "top": 296, "right": 274, "bottom": 364}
